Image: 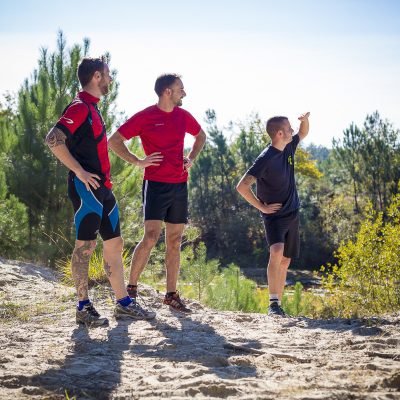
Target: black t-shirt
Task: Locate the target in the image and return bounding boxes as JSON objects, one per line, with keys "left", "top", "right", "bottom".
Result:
{"left": 247, "top": 134, "right": 300, "bottom": 218}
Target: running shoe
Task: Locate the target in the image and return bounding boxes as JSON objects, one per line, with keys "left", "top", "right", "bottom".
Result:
{"left": 268, "top": 301, "right": 286, "bottom": 317}
{"left": 163, "top": 292, "right": 192, "bottom": 313}
{"left": 114, "top": 299, "right": 156, "bottom": 320}
{"left": 76, "top": 303, "right": 109, "bottom": 327}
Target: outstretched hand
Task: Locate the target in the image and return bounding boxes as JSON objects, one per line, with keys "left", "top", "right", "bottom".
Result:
{"left": 138, "top": 152, "right": 163, "bottom": 168}
{"left": 298, "top": 112, "right": 310, "bottom": 121}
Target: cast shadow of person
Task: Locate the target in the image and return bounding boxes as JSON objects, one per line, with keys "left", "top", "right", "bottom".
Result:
{"left": 129, "top": 310, "right": 260, "bottom": 380}
{"left": 30, "top": 320, "right": 132, "bottom": 400}
{"left": 281, "top": 315, "right": 395, "bottom": 337}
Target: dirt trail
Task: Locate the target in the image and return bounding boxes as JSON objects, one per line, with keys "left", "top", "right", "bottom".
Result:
{"left": 0, "top": 258, "right": 399, "bottom": 399}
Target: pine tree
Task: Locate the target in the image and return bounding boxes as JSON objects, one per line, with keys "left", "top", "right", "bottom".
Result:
{"left": 4, "top": 31, "right": 121, "bottom": 265}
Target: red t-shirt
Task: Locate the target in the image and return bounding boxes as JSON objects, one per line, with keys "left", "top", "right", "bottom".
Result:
{"left": 118, "top": 105, "right": 201, "bottom": 183}
{"left": 56, "top": 91, "right": 112, "bottom": 188}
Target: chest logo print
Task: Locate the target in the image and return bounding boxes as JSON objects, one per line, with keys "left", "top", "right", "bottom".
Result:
{"left": 63, "top": 117, "right": 74, "bottom": 125}
{"left": 288, "top": 155, "right": 293, "bottom": 165}
{"left": 155, "top": 123, "right": 164, "bottom": 127}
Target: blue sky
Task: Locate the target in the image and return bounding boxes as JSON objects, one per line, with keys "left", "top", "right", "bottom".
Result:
{"left": 1, "top": 0, "right": 400, "bottom": 147}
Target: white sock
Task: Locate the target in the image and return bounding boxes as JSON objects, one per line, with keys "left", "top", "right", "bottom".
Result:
{"left": 269, "top": 294, "right": 279, "bottom": 304}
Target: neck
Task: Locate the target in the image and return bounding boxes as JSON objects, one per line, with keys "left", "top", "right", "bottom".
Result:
{"left": 157, "top": 98, "right": 174, "bottom": 113}
{"left": 271, "top": 139, "right": 286, "bottom": 151}
{"left": 82, "top": 85, "right": 101, "bottom": 99}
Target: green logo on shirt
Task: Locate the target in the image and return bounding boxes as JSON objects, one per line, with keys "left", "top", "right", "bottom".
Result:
{"left": 288, "top": 155, "right": 293, "bottom": 165}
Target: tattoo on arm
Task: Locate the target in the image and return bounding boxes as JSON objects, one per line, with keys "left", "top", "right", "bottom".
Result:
{"left": 45, "top": 127, "right": 67, "bottom": 148}
{"left": 242, "top": 174, "right": 256, "bottom": 186}
{"left": 103, "top": 260, "right": 112, "bottom": 278}
{"left": 71, "top": 241, "right": 96, "bottom": 300}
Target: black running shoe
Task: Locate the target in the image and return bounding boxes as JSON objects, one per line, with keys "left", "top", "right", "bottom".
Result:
{"left": 163, "top": 292, "right": 192, "bottom": 313}
{"left": 76, "top": 303, "right": 109, "bottom": 327}
{"left": 268, "top": 301, "right": 286, "bottom": 317}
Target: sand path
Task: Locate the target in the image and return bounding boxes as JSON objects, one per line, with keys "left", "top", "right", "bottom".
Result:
{"left": 0, "top": 258, "right": 399, "bottom": 399}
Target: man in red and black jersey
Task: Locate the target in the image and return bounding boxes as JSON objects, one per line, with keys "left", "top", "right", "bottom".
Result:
{"left": 109, "top": 73, "right": 206, "bottom": 313}
{"left": 45, "top": 57, "right": 155, "bottom": 326}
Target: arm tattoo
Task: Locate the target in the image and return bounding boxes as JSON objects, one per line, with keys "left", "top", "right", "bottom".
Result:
{"left": 71, "top": 241, "right": 96, "bottom": 300}
{"left": 103, "top": 260, "right": 112, "bottom": 278}
{"left": 243, "top": 174, "right": 256, "bottom": 186}
{"left": 45, "top": 127, "right": 67, "bottom": 148}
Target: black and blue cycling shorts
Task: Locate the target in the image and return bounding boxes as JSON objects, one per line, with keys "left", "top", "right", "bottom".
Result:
{"left": 68, "top": 175, "right": 121, "bottom": 241}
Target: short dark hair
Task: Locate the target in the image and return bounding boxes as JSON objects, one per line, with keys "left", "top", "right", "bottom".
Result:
{"left": 154, "top": 73, "right": 181, "bottom": 97}
{"left": 77, "top": 57, "right": 107, "bottom": 87}
{"left": 266, "top": 116, "right": 288, "bottom": 139}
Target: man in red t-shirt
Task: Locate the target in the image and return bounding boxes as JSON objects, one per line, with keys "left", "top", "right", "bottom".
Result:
{"left": 109, "top": 73, "right": 206, "bottom": 312}
{"left": 45, "top": 57, "right": 155, "bottom": 326}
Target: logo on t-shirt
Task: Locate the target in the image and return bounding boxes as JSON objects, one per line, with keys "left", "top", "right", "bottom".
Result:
{"left": 155, "top": 123, "right": 164, "bottom": 127}
{"left": 288, "top": 155, "right": 293, "bottom": 165}
{"left": 62, "top": 117, "right": 74, "bottom": 125}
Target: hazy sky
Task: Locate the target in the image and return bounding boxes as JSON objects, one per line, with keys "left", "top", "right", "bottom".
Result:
{"left": 1, "top": 0, "right": 399, "bottom": 147}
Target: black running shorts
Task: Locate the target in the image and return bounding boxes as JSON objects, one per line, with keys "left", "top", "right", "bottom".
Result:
{"left": 142, "top": 180, "right": 188, "bottom": 224}
{"left": 68, "top": 175, "right": 121, "bottom": 241}
{"left": 262, "top": 210, "right": 300, "bottom": 258}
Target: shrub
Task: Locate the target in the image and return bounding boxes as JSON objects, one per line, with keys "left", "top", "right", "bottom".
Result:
{"left": 320, "top": 194, "right": 400, "bottom": 317}
{"left": 204, "top": 264, "right": 259, "bottom": 312}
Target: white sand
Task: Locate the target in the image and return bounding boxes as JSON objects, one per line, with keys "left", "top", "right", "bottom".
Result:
{"left": 0, "top": 258, "right": 399, "bottom": 399}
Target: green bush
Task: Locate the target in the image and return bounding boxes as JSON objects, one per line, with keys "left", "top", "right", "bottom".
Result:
{"left": 204, "top": 264, "right": 259, "bottom": 312}
{"left": 320, "top": 194, "right": 400, "bottom": 317}
{"left": 281, "top": 282, "right": 322, "bottom": 317}
{"left": 0, "top": 161, "right": 29, "bottom": 258}
{"left": 181, "top": 242, "right": 219, "bottom": 301}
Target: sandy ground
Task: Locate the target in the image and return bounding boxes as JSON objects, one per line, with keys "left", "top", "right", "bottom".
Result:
{"left": 0, "top": 258, "right": 399, "bottom": 400}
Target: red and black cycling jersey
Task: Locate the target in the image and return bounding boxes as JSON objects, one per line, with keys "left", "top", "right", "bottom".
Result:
{"left": 55, "top": 91, "right": 112, "bottom": 188}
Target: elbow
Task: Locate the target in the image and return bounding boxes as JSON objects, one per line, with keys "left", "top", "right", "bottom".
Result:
{"left": 198, "top": 130, "right": 207, "bottom": 145}
{"left": 108, "top": 131, "right": 125, "bottom": 152}
{"left": 108, "top": 134, "right": 118, "bottom": 151}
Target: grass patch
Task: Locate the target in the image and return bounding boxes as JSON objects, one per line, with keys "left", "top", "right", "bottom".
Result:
{"left": 0, "top": 299, "right": 70, "bottom": 323}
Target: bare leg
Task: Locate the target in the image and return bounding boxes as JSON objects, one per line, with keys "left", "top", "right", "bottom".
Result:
{"left": 277, "top": 256, "right": 291, "bottom": 300}
{"left": 71, "top": 240, "right": 97, "bottom": 301}
{"left": 165, "top": 223, "right": 185, "bottom": 292}
{"left": 103, "top": 236, "right": 128, "bottom": 300}
{"left": 267, "top": 243, "right": 285, "bottom": 297}
{"left": 128, "top": 220, "right": 162, "bottom": 285}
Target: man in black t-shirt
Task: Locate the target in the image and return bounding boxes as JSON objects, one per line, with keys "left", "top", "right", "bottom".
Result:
{"left": 236, "top": 112, "right": 310, "bottom": 316}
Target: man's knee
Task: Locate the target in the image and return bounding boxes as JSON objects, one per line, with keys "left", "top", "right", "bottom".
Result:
{"left": 166, "top": 233, "right": 183, "bottom": 251}
{"left": 74, "top": 240, "right": 97, "bottom": 256}
{"left": 269, "top": 243, "right": 284, "bottom": 258}
{"left": 281, "top": 256, "right": 291, "bottom": 270}
{"left": 142, "top": 230, "right": 160, "bottom": 249}
{"left": 103, "top": 236, "right": 124, "bottom": 253}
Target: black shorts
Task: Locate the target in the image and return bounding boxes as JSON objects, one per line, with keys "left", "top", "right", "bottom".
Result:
{"left": 262, "top": 210, "right": 300, "bottom": 259}
{"left": 68, "top": 175, "right": 121, "bottom": 241}
{"left": 142, "top": 180, "right": 188, "bottom": 224}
